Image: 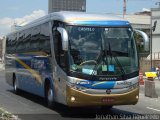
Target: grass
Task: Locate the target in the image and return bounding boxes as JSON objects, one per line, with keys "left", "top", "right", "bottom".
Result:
{"left": 0, "top": 108, "right": 19, "bottom": 120}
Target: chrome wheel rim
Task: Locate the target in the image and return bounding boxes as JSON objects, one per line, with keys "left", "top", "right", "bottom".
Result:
{"left": 47, "top": 89, "right": 53, "bottom": 104}
{"left": 14, "top": 80, "right": 17, "bottom": 92}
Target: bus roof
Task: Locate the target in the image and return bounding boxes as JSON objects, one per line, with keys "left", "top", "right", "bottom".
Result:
{"left": 51, "top": 11, "right": 130, "bottom": 26}
{"left": 7, "top": 11, "right": 130, "bottom": 36}
{"left": 51, "top": 11, "right": 126, "bottom": 21}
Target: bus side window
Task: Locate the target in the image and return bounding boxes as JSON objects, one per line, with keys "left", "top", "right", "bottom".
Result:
{"left": 6, "top": 37, "right": 11, "bottom": 54}
{"left": 16, "top": 32, "right": 24, "bottom": 53}
{"left": 40, "top": 22, "right": 51, "bottom": 54}
{"left": 31, "top": 26, "right": 40, "bottom": 52}
{"left": 23, "top": 29, "right": 31, "bottom": 52}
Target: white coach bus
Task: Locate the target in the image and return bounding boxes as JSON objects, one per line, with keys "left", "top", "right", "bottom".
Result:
{"left": 5, "top": 11, "right": 149, "bottom": 108}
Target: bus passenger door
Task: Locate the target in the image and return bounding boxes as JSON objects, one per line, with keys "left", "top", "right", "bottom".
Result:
{"left": 53, "top": 27, "right": 68, "bottom": 104}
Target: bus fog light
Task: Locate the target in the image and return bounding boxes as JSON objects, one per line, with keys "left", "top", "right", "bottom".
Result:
{"left": 136, "top": 95, "right": 139, "bottom": 99}
{"left": 71, "top": 96, "right": 76, "bottom": 102}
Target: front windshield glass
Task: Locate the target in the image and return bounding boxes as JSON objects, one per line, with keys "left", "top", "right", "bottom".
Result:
{"left": 66, "top": 26, "right": 138, "bottom": 76}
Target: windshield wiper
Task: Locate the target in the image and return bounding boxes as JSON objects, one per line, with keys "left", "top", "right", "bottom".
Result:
{"left": 91, "top": 50, "right": 104, "bottom": 76}
{"left": 91, "top": 39, "right": 108, "bottom": 77}
{"left": 108, "top": 42, "right": 126, "bottom": 79}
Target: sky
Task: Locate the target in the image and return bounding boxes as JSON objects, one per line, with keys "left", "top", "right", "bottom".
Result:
{"left": 0, "top": 0, "right": 158, "bottom": 38}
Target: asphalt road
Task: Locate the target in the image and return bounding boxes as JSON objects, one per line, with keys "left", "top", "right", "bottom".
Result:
{"left": 0, "top": 70, "right": 160, "bottom": 120}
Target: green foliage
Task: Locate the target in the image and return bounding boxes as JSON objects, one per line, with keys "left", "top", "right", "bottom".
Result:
{"left": 0, "top": 108, "right": 19, "bottom": 120}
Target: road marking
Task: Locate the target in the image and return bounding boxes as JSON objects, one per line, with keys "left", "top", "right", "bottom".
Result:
{"left": 146, "top": 107, "right": 160, "bottom": 112}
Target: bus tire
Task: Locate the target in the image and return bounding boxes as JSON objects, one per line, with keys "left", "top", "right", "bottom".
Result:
{"left": 13, "top": 75, "right": 19, "bottom": 94}
{"left": 45, "top": 81, "right": 55, "bottom": 108}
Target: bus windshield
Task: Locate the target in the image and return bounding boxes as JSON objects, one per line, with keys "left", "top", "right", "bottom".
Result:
{"left": 66, "top": 26, "right": 138, "bottom": 77}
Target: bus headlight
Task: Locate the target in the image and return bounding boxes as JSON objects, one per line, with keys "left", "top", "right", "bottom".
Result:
{"left": 136, "top": 95, "right": 139, "bottom": 99}
{"left": 71, "top": 96, "right": 76, "bottom": 102}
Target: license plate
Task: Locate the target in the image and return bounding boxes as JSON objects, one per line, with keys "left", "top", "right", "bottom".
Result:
{"left": 102, "top": 98, "right": 114, "bottom": 103}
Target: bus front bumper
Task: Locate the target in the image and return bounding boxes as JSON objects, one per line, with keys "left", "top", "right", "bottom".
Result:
{"left": 66, "top": 86, "right": 139, "bottom": 107}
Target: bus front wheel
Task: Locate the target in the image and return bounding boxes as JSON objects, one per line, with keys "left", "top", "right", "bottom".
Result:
{"left": 45, "top": 81, "right": 55, "bottom": 108}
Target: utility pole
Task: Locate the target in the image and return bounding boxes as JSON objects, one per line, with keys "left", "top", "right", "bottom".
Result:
{"left": 123, "top": 0, "right": 126, "bottom": 18}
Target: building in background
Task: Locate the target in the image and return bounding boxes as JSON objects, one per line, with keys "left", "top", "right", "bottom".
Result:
{"left": 0, "top": 38, "right": 3, "bottom": 62}
{"left": 123, "top": 14, "right": 150, "bottom": 30}
{"left": 48, "top": 0, "right": 86, "bottom": 13}
{"left": 151, "top": 8, "right": 160, "bottom": 53}
{"left": 139, "top": 8, "right": 160, "bottom": 73}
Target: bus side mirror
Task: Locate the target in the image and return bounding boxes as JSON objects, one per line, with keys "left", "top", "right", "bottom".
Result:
{"left": 57, "top": 27, "right": 68, "bottom": 51}
{"left": 134, "top": 29, "right": 149, "bottom": 51}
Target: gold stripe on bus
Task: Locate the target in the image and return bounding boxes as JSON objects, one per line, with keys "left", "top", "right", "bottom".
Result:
{"left": 15, "top": 56, "right": 42, "bottom": 85}
{"left": 18, "top": 52, "right": 49, "bottom": 56}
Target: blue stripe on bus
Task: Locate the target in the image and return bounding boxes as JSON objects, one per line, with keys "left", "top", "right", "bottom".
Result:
{"left": 71, "top": 20, "right": 130, "bottom": 27}
{"left": 78, "top": 81, "right": 116, "bottom": 89}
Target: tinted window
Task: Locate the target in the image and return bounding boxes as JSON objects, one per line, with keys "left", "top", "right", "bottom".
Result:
{"left": 16, "top": 31, "right": 24, "bottom": 53}
{"left": 6, "top": 36, "right": 11, "bottom": 54}
{"left": 30, "top": 26, "right": 40, "bottom": 51}
{"left": 23, "top": 29, "right": 31, "bottom": 52}
{"left": 6, "top": 34, "right": 17, "bottom": 54}
{"left": 40, "top": 22, "right": 51, "bottom": 54}
{"left": 7, "top": 22, "right": 51, "bottom": 54}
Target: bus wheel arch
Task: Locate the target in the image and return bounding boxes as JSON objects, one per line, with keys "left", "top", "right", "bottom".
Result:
{"left": 44, "top": 78, "right": 55, "bottom": 108}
